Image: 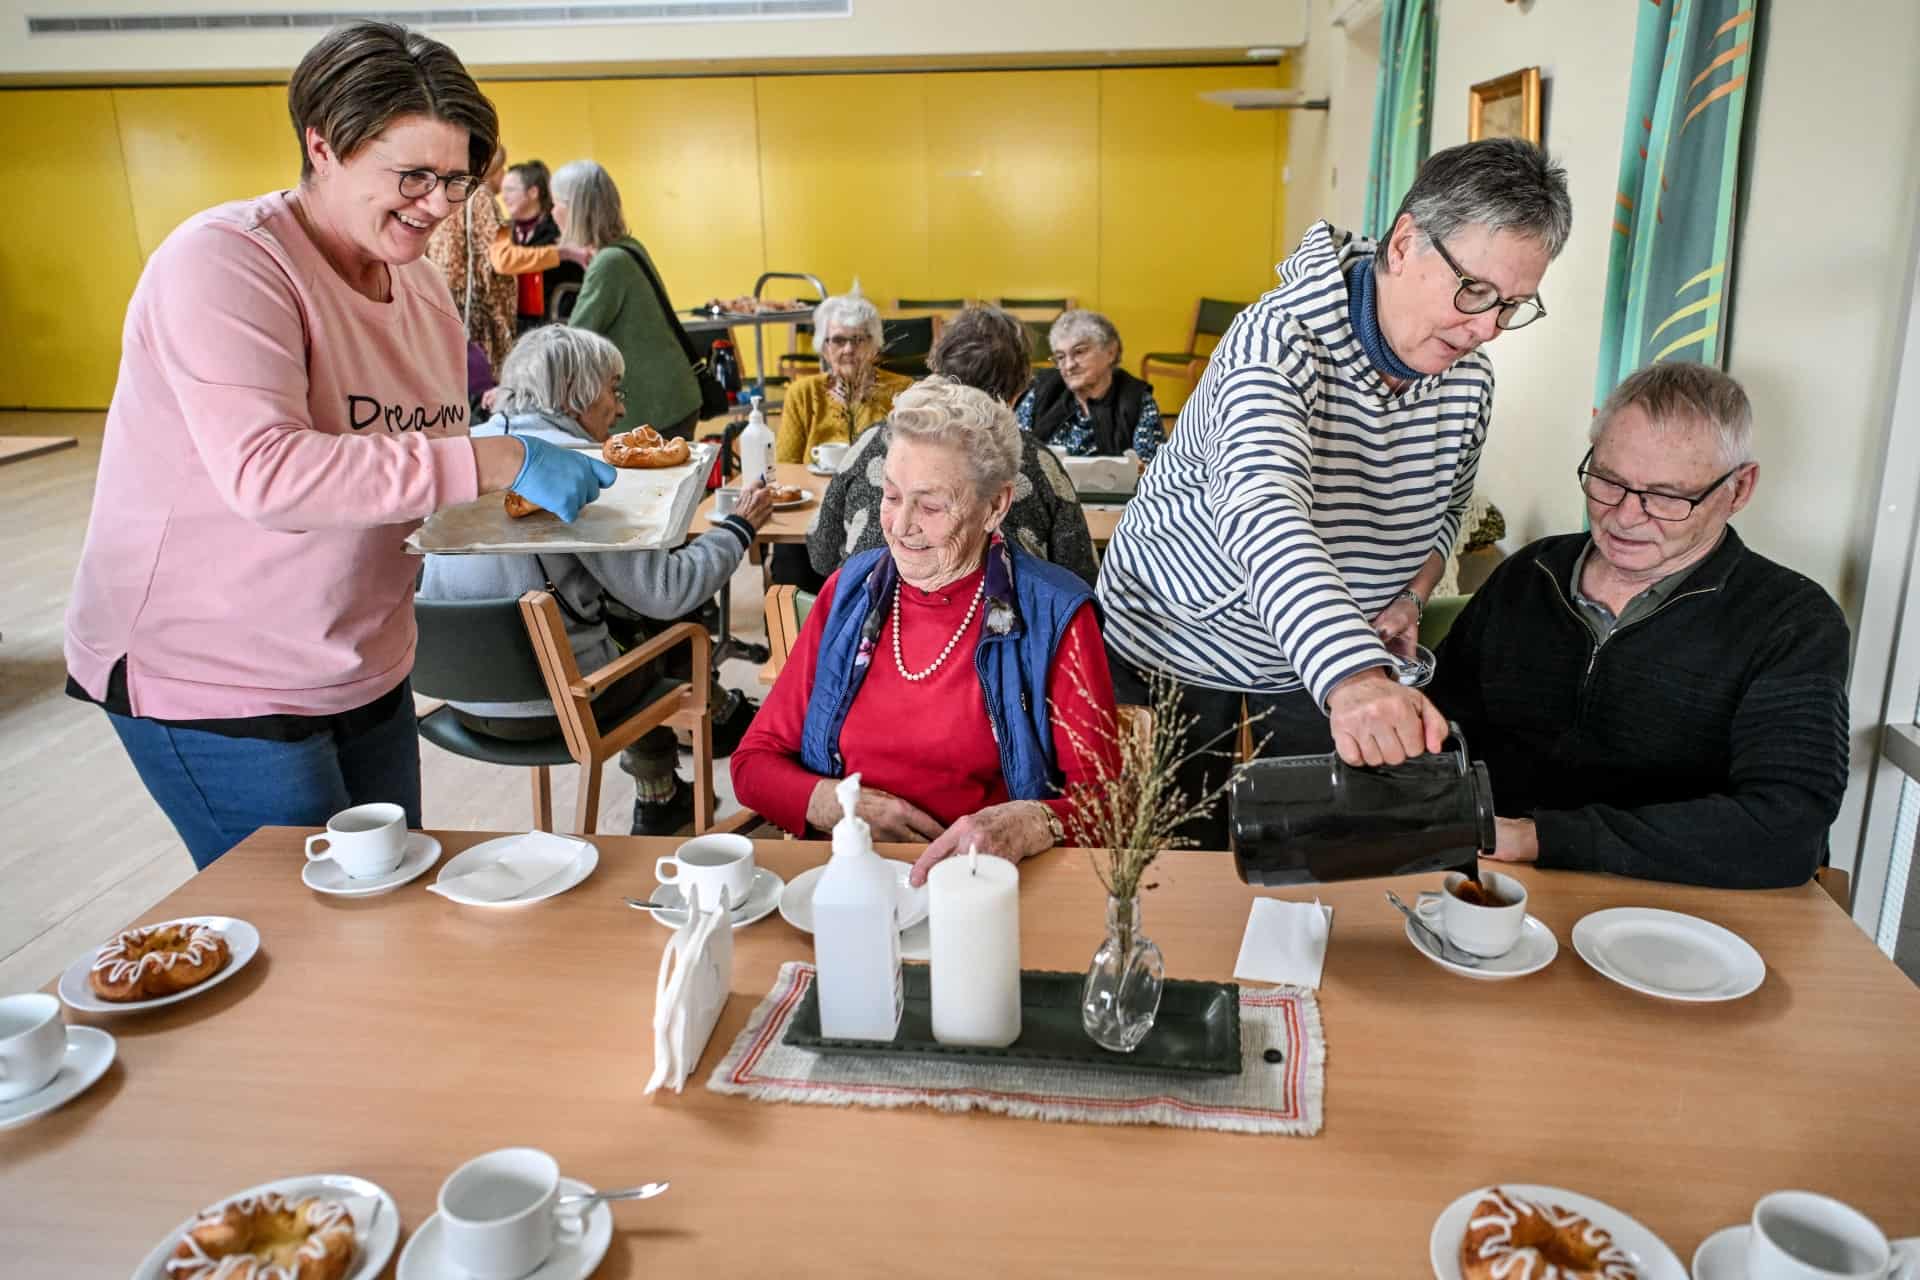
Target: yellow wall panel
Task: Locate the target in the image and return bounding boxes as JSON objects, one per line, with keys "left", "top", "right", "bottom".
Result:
{"left": 477, "top": 79, "right": 598, "bottom": 192}
{"left": 114, "top": 87, "right": 291, "bottom": 259}
{"left": 0, "top": 91, "right": 144, "bottom": 407}
{"left": 922, "top": 70, "right": 1099, "bottom": 309}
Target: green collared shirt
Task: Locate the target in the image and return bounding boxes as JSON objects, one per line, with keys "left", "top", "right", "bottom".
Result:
{"left": 1569, "top": 536, "right": 1717, "bottom": 642}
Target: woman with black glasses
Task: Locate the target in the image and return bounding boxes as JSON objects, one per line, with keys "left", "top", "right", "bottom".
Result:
{"left": 1096, "top": 138, "right": 1572, "bottom": 849}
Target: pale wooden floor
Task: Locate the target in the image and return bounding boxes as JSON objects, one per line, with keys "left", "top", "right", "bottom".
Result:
{"left": 0, "top": 410, "right": 765, "bottom": 995}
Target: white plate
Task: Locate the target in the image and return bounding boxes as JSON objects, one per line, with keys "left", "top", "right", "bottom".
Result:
{"left": 1431, "top": 1184, "right": 1686, "bottom": 1280}
{"left": 131, "top": 1173, "right": 400, "bottom": 1280}
{"left": 771, "top": 487, "right": 814, "bottom": 510}
{"left": 779, "top": 859, "right": 930, "bottom": 934}
{"left": 397, "top": 1177, "right": 612, "bottom": 1280}
{"left": 0, "top": 1026, "right": 116, "bottom": 1131}
{"left": 431, "top": 836, "right": 599, "bottom": 908}
{"left": 1572, "top": 907, "right": 1765, "bottom": 1002}
{"left": 1692, "top": 1225, "right": 1920, "bottom": 1280}
{"left": 1406, "top": 914, "right": 1558, "bottom": 981}
{"left": 805, "top": 463, "right": 837, "bottom": 477}
{"left": 58, "top": 916, "right": 262, "bottom": 1015}
{"left": 303, "top": 833, "right": 442, "bottom": 898}
{"left": 640, "top": 866, "right": 786, "bottom": 930}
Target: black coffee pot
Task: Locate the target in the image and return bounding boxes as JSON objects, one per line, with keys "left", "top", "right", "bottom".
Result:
{"left": 1229, "top": 724, "right": 1495, "bottom": 886}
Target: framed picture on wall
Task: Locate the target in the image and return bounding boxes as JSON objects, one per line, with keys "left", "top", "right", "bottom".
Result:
{"left": 1468, "top": 67, "right": 1543, "bottom": 144}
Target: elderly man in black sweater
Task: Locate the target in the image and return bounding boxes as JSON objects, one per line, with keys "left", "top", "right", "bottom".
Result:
{"left": 1428, "top": 362, "right": 1849, "bottom": 889}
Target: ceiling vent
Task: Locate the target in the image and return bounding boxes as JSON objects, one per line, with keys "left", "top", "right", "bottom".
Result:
{"left": 27, "top": 1, "right": 851, "bottom": 37}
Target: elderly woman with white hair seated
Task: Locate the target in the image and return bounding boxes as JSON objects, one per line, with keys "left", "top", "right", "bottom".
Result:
{"left": 733, "top": 376, "right": 1120, "bottom": 886}
{"left": 1014, "top": 308, "right": 1163, "bottom": 461}
{"left": 776, "top": 291, "right": 913, "bottom": 464}
{"left": 418, "top": 325, "right": 772, "bottom": 835}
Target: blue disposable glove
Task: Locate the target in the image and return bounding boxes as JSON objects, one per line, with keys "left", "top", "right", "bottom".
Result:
{"left": 508, "top": 434, "right": 618, "bottom": 522}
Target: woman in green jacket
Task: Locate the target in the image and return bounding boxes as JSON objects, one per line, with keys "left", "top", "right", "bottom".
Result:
{"left": 550, "top": 160, "right": 702, "bottom": 439}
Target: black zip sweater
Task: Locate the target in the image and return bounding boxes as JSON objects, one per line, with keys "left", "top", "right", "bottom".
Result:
{"left": 1428, "top": 528, "right": 1850, "bottom": 889}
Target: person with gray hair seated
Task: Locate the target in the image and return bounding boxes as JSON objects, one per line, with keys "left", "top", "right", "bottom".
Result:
{"left": 777, "top": 290, "right": 913, "bottom": 464}
{"left": 418, "top": 325, "right": 773, "bottom": 836}
{"left": 732, "top": 375, "right": 1120, "bottom": 887}
{"left": 1098, "top": 137, "right": 1573, "bottom": 849}
{"left": 1014, "top": 309, "right": 1163, "bottom": 461}
{"left": 1428, "top": 362, "right": 1850, "bottom": 888}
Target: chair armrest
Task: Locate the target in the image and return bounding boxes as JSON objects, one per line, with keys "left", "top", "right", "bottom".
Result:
{"left": 571, "top": 621, "right": 710, "bottom": 700}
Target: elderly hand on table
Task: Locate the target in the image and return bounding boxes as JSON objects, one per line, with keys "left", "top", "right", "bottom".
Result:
{"left": 909, "top": 801, "right": 1055, "bottom": 887}
{"left": 806, "top": 778, "right": 943, "bottom": 844}
{"left": 731, "top": 481, "right": 775, "bottom": 531}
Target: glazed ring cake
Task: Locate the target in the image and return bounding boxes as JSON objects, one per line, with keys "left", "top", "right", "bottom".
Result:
{"left": 768, "top": 483, "right": 805, "bottom": 504}
{"left": 603, "top": 426, "right": 689, "bottom": 469}
{"left": 89, "top": 921, "right": 230, "bottom": 1002}
{"left": 167, "top": 1193, "right": 356, "bottom": 1280}
{"left": 1460, "top": 1187, "right": 1638, "bottom": 1280}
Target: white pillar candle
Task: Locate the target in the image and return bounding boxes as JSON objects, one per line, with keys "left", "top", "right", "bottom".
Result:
{"left": 928, "top": 847, "right": 1022, "bottom": 1048}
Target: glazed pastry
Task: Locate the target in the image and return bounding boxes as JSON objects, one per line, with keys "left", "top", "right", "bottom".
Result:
{"left": 89, "top": 922, "right": 230, "bottom": 1002}
{"left": 1460, "top": 1188, "right": 1638, "bottom": 1280}
{"left": 167, "top": 1193, "right": 356, "bottom": 1280}
{"left": 603, "top": 426, "right": 690, "bottom": 469}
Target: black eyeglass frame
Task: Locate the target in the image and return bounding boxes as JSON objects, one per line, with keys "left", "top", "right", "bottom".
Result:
{"left": 1427, "top": 233, "right": 1547, "bottom": 331}
{"left": 394, "top": 167, "right": 480, "bottom": 203}
{"left": 1576, "top": 446, "right": 1745, "bottom": 522}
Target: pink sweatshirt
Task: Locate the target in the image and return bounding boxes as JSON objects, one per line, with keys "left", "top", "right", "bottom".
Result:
{"left": 65, "top": 190, "right": 482, "bottom": 720}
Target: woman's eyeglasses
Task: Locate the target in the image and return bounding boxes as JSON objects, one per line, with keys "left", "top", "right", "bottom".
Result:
{"left": 1428, "top": 233, "right": 1546, "bottom": 330}
{"left": 395, "top": 168, "right": 479, "bottom": 203}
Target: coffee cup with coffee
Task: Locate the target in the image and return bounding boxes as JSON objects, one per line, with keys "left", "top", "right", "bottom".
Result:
{"left": 0, "top": 993, "right": 65, "bottom": 1102}
{"left": 655, "top": 833, "right": 755, "bottom": 912}
{"left": 810, "top": 442, "right": 849, "bottom": 471}
{"left": 438, "top": 1147, "right": 581, "bottom": 1279}
{"left": 1415, "top": 869, "right": 1527, "bottom": 957}
{"left": 1747, "top": 1190, "right": 1915, "bottom": 1280}
{"left": 304, "top": 802, "right": 407, "bottom": 879}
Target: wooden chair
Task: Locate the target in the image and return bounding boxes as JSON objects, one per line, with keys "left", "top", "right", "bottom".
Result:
{"left": 994, "top": 296, "right": 1075, "bottom": 322}
{"left": 1815, "top": 865, "right": 1851, "bottom": 909}
{"left": 878, "top": 314, "right": 942, "bottom": 378}
{"left": 892, "top": 296, "right": 969, "bottom": 312}
{"left": 764, "top": 584, "right": 816, "bottom": 671}
{"left": 1139, "top": 297, "right": 1251, "bottom": 399}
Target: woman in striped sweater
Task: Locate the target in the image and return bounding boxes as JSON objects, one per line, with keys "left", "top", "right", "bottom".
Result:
{"left": 1096, "top": 139, "right": 1571, "bottom": 848}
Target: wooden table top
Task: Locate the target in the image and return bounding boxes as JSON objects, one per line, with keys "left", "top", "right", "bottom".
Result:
{"left": 9, "top": 830, "right": 1916, "bottom": 1275}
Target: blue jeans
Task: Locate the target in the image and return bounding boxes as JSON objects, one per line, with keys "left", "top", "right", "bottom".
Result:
{"left": 107, "top": 686, "right": 422, "bottom": 871}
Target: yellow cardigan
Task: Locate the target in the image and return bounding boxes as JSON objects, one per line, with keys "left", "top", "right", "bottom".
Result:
{"left": 776, "top": 369, "right": 913, "bottom": 463}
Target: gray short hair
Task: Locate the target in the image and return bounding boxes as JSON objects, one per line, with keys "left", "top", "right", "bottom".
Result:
{"left": 1384, "top": 137, "right": 1572, "bottom": 261}
{"left": 886, "top": 375, "right": 1022, "bottom": 501}
{"left": 1591, "top": 361, "right": 1754, "bottom": 469}
{"left": 1048, "top": 309, "right": 1121, "bottom": 361}
{"left": 550, "top": 160, "right": 627, "bottom": 249}
{"left": 812, "top": 292, "right": 883, "bottom": 350}
{"left": 492, "top": 325, "right": 624, "bottom": 424}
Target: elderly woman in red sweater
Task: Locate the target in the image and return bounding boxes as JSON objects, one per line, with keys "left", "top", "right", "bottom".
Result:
{"left": 731, "top": 376, "right": 1119, "bottom": 885}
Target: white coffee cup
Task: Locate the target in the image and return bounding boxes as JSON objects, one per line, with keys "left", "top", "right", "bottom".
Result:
{"left": 1415, "top": 870, "right": 1528, "bottom": 958}
{"left": 1748, "top": 1190, "right": 1907, "bottom": 1280}
{"left": 438, "top": 1147, "right": 578, "bottom": 1279}
{"left": 0, "top": 993, "right": 66, "bottom": 1101}
{"left": 304, "top": 802, "right": 407, "bottom": 879}
{"left": 810, "top": 442, "right": 848, "bottom": 471}
{"left": 656, "top": 833, "right": 755, "bottom": 911}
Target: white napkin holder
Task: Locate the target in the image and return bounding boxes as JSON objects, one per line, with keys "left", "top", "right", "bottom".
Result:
{"left": 645, "top": 885, "right": 734, "bottom": 1095}
{"left": 1048, "top": 447, "right": 1141, "bottom": 498}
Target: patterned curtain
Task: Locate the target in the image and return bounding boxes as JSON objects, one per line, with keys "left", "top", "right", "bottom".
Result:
{"left": 1594, "top": 0, "right": 1762, "bottom": 402}
{"left": 1363, "top": 0, "right": 1435, "bottom": 238}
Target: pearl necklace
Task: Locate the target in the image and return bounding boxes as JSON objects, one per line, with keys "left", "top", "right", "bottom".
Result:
{"left": 891, "top": 575, "right": 986, "bottom": 682}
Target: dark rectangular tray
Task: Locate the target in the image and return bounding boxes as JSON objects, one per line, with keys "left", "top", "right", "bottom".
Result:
{"left": 784, "top": 965, "right": 1242, "bottom": 1076}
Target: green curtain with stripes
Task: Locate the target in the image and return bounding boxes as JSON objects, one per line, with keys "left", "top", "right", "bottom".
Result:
{"left": 1363, "top": 0, "right": 1435, "bottom": 238}
{"left": 1594, "top": 0, "right": 1762, "bottom": 403}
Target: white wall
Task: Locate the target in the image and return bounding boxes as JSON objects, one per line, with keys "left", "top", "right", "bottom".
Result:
{"left": 1283, "top": 0, "right": 1379, "bottom": 250}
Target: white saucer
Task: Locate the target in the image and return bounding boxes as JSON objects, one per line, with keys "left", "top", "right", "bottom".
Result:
{"left": 1572, "top": 907, "right": 1765, "bottom": 1002}
{"left": 1692, "top": 1225, "right": 1920, "bottom": 1280}
{"left": 131, "top": 1173, "right": 399, "bottom": 1280}
{"left": 431, "top": 835, "right": 599, "bottom": 907}
{"left": 771, "top": 487, "right": 814, "bottom": 510}
{"left": 57, "top": 916, "right": 262, "bottom": 1014}
{"left": 303, "top": 833, "right": 442, "bottom": 897}
{"left": 779, "top": 859, "right": 930, "bottom": 934}
{"left": 805, "top": 462, "right": 837, "bottom": 477}
{"left": 1406, "top": 914, "right": 1558, "bottom": 980}
{"left": 0, "top": 1026, "right": 116, "bottom": 1130}
{"left": 642, "top": 866, "right": 786, "bottom": 929}
{"left": 1430, "top": 1184, "right": 1686, "bottom": 1280}
{"left": 397, "top": 1177, "right": 612, "bottom": 1280}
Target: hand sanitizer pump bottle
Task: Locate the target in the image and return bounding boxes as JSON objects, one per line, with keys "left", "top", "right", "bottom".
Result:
{"left": 738, "top": 395, "right": 775, "bottom": 489}
{"left": 812, "top": 773, "right": 904, "bottom": 1040}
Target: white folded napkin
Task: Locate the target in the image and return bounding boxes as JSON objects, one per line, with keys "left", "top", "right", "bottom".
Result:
{"left": 646, "top": 884, "right": 734, "bottom": 1095}
{"left": 1234, "top": 897, "right": 1334, "bottom": 989}
{"left": 427, "top": 832, "right": 590, "bottom": 903}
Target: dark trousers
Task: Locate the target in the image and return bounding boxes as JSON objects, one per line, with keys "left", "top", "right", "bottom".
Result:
{"left": 1107, "top": 648, "right": 1334, "bottom": 852}
{"left": 768, "top": 543, "right": 828, "bottom": 592}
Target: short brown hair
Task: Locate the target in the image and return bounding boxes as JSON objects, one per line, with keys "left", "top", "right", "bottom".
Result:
{"left": 506, "top": 159, "right": 553, "bottom": 215}
{"left": 287, "top": 21, "right": 498, "bottom": 181}
{"left": 928, "top": 306, "right": 1032, "bottom": 404}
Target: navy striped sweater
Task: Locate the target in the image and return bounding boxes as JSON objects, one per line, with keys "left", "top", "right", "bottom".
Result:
{"left": 1097, "top": 221, "right": 1491, "bottom": 702}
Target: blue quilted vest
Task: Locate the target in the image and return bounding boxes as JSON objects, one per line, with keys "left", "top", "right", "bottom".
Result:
{"left": 798, "top": 540, "right": 1094, "bottom": 803}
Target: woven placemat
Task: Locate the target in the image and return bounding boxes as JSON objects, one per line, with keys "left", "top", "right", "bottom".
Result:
{"left": 706, "top": 962, "right": 1324, "bottom": 1136}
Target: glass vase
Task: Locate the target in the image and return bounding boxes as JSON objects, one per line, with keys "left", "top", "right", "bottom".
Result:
{"left": 1081, "top": 893, "right": 1165, "bottom": 1053}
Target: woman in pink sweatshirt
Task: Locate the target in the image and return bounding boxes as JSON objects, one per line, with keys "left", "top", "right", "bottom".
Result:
{"left": 63, "top": 21, "right": 615, "bottom": 869}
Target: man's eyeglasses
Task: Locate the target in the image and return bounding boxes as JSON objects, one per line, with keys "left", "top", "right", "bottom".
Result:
{"left": 395, "top": 168, "right": 480, "bottom": 203}
{"left": 1429, "top": 233, "right": 1546, "bottom": 331}
{"left": 1577, "top": 447, "right": 1742, "bottom": 521}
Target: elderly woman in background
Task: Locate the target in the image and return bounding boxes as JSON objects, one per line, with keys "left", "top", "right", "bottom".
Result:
{"left": 776, "top": 291, "right": 912, "bottom": 464}
{"left": 551, "top": 159, "right": 702, "bottom": 439}
{"left": 63, "top": 21, "right": 613, "bottom": 868}
{"left": 1014, "top": 309, "right": 1163, "bottom": 462}
{"left": 809, "top": 305, "right": 1099, "bottom": 586}
{"left": 733, "top": 376, "right": 1119, "bottom": 886}
{"left": 420, "top": 326, "right": 771, "bottom": 835}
